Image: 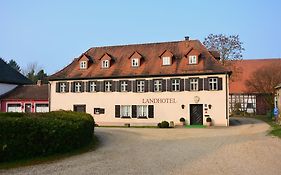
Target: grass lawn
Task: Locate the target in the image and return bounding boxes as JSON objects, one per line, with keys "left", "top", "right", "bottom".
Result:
{"left": 0, "top": 136, "right": 99, "bottom": 170}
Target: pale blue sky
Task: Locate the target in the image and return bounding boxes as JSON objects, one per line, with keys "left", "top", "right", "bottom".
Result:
{"left": 1, "top": 0, "right": 281, "bottom": 74}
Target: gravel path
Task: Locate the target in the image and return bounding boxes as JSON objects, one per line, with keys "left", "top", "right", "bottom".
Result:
{"left": 1, "top": 117, "right": 281, "bottom": 175}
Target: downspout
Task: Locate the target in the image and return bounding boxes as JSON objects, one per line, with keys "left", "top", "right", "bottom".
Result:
{"left": 226, "top": 73, "right": 229, "bottom": 126}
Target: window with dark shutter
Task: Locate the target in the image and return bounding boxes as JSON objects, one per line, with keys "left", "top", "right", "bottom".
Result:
{"left": 71, "top": 82, "right": 75, "bottom": 92}
{"left": 111, "top": 81, "right": 115, "bottom": 92}
{"left": 115, "top": 105, "right": 120, "bottom": 118}
{"left": 144, "top": 80, "right": 148, "bottom": 92}
{"left": 180, "top": 79, "right": 184, "bottom": 91}
{"left": 86, "top": 82, "right": 90, "bottom": 92}
{"left": 56, "top": 83, "right": 60, "bottom": 92}
{"left": 65, "top": 82, "right": 70, "bottom": 92}
{"left": 199, "top": 78, "right": 203, "bottom": 91}
{"left": 117, "top": 81, "right": 121, "bottom": 92}
{"left": 132, "top": 105, "right": 137, "bottom": 118}
{"left": 132, "top": 81, "right": 137, "bottom": 92}
{"left": 81, "top": 82, "right": 85, "bottom": 92}
{"left": 127, "top": 80, "right": 132, "bottom": 91}
{"left": 150, "top": 80, "right": 154, "bottom": 92}
{"left": 100, "top": 81, "right": 105, "bottom": 92}
{"left": 162, "top": 79, "right": 167, "bottom": 91}
{"left": 148, "top": 105, "right": 154, "bottom": 118}
{"left": 167, "top": 79, "right": 171, "bottom": 91}
{"left": 185, "top": 79, "right": 190, "bottom": 91}
{"left": 204, "top": 78, "right": 209, "bottom": 90}
{"left": 96, "top": 81, "right": 100, "bottom": 92}
{"left": 218, "top": 78, "right": 223, "bottom": 90}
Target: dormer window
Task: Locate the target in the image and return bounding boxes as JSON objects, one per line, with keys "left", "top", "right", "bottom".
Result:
{"left": 102, "top": 60, "right": 110, "bottom": 68}
{"left": 189, "top": 55, "right": 197, "bottom": 64}
{"left": 162, "top": 57, "right": 171, "bottom": 66}
{"left": 80, "top": 61, "right": 87, "bottom": 69}
{"left": 132, "top": 58, "right": 139, "bottom": 67}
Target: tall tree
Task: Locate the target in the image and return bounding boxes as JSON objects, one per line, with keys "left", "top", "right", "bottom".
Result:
{"left": 8, "top": 59, "right": 21, "bottom": 72}
{"left": 23, "top": 62, "right": 48, "bottom": 84}
{"left": 246, "top": 62, "right": 281, "bottom": 110}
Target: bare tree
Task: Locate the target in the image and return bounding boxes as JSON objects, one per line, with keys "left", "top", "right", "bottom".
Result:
{"left": 22, "top": 62, "right": 47, "bottom": 83}
{"left": 246, "top": 62, "right": 281, "bottom": 110}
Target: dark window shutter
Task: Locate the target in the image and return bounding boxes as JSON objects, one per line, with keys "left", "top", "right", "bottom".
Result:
{"left": 127, "top": 80, "right": 131, "bottom": 92}
{"left": 65, "top": 82, "right": 70, "bottom": 92}
{"left": 86, "top": 82, "right": 90, "bottom": 92}
{"left": 144, "top": 80, "right": 148, "bottom": 92}
{"left": 148, "top": 105, "right": 154, "bottom": 118}
{"left": 204, "top": 78, "right": 209, "bottom": 91}
{"left": 100, "top": 81, "right": 105, "bottom": 92}
{"left": 56, "top": 82, "right": 60, "bottom": 92}
{"left": 115, "top": 105, "right": 120, "bottom": 118}
{"left": 71, "top": 82, "right": 75, "bottom": 92}
{"left": 96, "top": 81, "right": 100, "bottom": 92}
{"left": 199, "top": 78, "right": 203, "bottom": 91}
{"left": 180, "top": 79, "right": 184, "bottom": 91}
{"left": 81, "top": 82, "right": 85, "bottom": 92}
{"left": 150, "top": 80, "right": 154, "bottom": 92}
{"left": 167, "top": 79, "right": 171, "bottom": 91}
{"left": 162, "top": 79, "right": 166, "bottom": 91}
{"left": 117, "top": 81, "right": 121, "bottom": 92}
{"left": 185, "top": 79, "right": 190, "bottom": 91}
{"left": 132, "top": 105, "right": 137, "bottom": 118}
{"left": 132, "top": 81, "right": 137, "bottom": 92}
{"left": 111, "top": 81, "right": 115, "bottom": 92}
{"left": 218, "top": 78, "right": 223, "bottom": 90}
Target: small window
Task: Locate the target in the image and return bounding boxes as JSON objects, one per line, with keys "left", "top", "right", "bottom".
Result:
{"left": 80, "top": 61, "right": 87, "bottom": 69}
{"left": 75, "top": 82, "right": 82, "bottom": 92}
{"left": 189, "top": 55, "right": 197, "bottom": 64}
{"left": 162, "top": 57, "right": 171, "bottom": 65}
{"left": 137, "top": 80, "right": 145, "bottom": 92}
{"left": 60, "top": 82, "right": 66, "bottom": 93}
{"left": 104, "top": 81, "right": 112, "bottom": 92}
{"left": 132, "top": 58, "right": 139, "bottom": 67}
{"left": 35, "top": 104, "right": 49, "bottom": 113}
{"left": 209, "top": 78, "right": 218, "bottom": 91}
{"left": 190, "top": 78, "right": 198, "bottom": 91}
{"left": 120, "top": 81, "right": 128, "bottom": 92}
{"left": 102, "top": 60, "right": 110, "bottom": 68}
{"left": 121, "top": 105, "right": 131, "bottom": 118}
{"left": 94, "top": 108, "right": 105, "bottom": 114}
{"left": 171, "top": 79, "right": 180, "bottom": 91}
{"left": 137, "top": 105, "right": 148, "bottom": 118}
{"left": 90, "top": 81, "right": 96, "bottom": 92}
{"left": 154, "top": 80, "right": 162, "bottom": 92}
{"left": 73, "top": 105, "right": 86, "bottom": 113}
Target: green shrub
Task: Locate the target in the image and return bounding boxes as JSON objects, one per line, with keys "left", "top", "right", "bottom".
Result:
{"left": 158, "top": 121, "right": 169, "bottom": 128}
{"left": 0, "top": 111, "right": 95, "bottom": 162}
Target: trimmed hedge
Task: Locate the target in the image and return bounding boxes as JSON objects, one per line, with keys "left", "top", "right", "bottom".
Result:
{"left": 0, "top": 111, "right": 95, "bottom": 162}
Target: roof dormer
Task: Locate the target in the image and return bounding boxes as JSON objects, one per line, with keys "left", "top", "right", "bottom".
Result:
{"left": 100, "top": 53, "right": 113, "bottom": 69}
{"left": 129, "top": 51, "right": 143, "bottom": 68}
{"left": 159, "top": 50, "right": 173, "bottom": 66}
{"left": 185, "top": 48, "right": 200, "bottom": 65}
{"left": 78, "top": 54, "right": 92, "bottom": 70}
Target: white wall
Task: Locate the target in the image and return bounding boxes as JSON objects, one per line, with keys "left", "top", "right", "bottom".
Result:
{"left": 0, "top": 83, "right": 17, "bottom": 96}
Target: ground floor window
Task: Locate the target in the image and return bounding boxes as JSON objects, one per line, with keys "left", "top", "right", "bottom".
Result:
{"left": 35, "top": 104, "right": 49, "bottom": 112}
{"left": 73, "top": 105, "right": 86, "bottom": 112}
{"left": 115, "top": 105, "right": 154, "bottom": 119}
{"left": 137, "top": 105, "right": 148, "bottom": 118}
{"left": 94, "top": 108, "right": 105, "bottom": 114}
{"left": 7, "top": 104, "right": 22, "bottom": 112}
{"left": 121, "top": 105, "right": 131, "bottom": 118}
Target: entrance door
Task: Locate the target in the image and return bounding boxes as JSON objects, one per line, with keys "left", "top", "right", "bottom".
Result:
{"left": 190, "top": 104, "right": 203, "bottom": 125}
{"left": 25, "top": 103, "right": 32, "bottom": 113}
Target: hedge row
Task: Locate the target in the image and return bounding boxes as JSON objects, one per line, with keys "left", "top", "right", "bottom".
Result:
{"left": 0, "top": 111, "right": 95, "bottom": 162}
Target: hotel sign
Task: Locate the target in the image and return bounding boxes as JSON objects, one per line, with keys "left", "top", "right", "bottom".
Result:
{"left": 142, "top": 98, "right": 176, "bottom": 104}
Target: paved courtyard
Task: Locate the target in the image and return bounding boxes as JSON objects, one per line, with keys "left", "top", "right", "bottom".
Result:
{"left": 1, "top": 117, "right": 281, "bottom": 175}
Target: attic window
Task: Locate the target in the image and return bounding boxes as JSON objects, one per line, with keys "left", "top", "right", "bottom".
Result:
{"left": 189, "top": 55, "right": 197, "bottom": 64}
{"left": 131, "top": 58, "right": 139, "bottom": 67}
{"left": 162, "top": 57, "right": 171, "bottom": 66}
{"left": 80, "top": 61, "right": 87, "bottom": 69}
{"left": 102, "top": 60, "right": 110, "bottom": 68}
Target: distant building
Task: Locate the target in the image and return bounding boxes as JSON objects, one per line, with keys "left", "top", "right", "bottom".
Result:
{"left": 49, "top": 39, "right": 231, "bottom": 126}
{"left": 229, "top": 58, "right": 281, "bottom": 115}
{"left": 275, "top": 83, "right": 281, "bottom": 118}
{"left": 0, "top": 81, "right": 49, "bottom": 113}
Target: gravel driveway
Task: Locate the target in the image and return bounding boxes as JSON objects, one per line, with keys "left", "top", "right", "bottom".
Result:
{"left": 1, "top": 117, "right": 281, "bottom": 175}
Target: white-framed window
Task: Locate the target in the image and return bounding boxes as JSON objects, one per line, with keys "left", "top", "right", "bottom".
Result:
{"left": 137, "top": 105, "right": 148, "bottom": 118}
{"left": 190, "top": 78, "right": 198, "bottom": 91}
{"left": 120, "top": 81, "right": 128, "bottom": 92}
{"left": 209, "top": 78, "right": 218, "bottom": 90}
{"left": 90, "top": 81, "right": 96, "bottom": 92}
{"left": 7, "top": 103, "right": 22, "bottom": 112}
{"left": 162, "top": 57, "right": 171, "bottom": 65}
{"left": 131, "top": 58, "right": 139, "bottom": 67}
{"left": 121, "top": 105, "right": 131, "bottom": 117}
{"left": 35, "top": 104, "right": 49, "bottom": 113}
{"left": 80, "top": 61, "right": 87, "bottom": 69}
{"left": 154, "top": 80, "right": 162, "bottom": 92}
{"left": 171, "top": 79, "right": 180, "bottom": 91}
{"left": 60, "top": 82, "right": 66, "bottom": 93}
{"left": 189, "top": 55, "right": 197, "bottom": 64}
{"left": 75, "top": 82, "right": 82, "bottom": 92}
{"left": 102, "top": 60, "right": 110, "bottom": 68}
{"left": 105, "top": 81, "right": 112, "bottom": 92}
{"left": 137, "top": 80, "right": 145, "bottom": 92}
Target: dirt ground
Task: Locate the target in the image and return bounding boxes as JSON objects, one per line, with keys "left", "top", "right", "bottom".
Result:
{"left": 1, "top": 117, "right": 281, "bottom": 175}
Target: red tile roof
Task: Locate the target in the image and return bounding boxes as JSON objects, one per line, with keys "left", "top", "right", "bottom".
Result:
{"left": 229, "top": 58, "right": 281, "bottom": 93}
{"left": 49, "top": 40, "right": 231, "bottom": 80}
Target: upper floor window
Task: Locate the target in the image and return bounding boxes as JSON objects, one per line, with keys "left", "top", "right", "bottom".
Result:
{"left": 102, "top": 60, "right": 110, "bottom": 68}
{"left": 162, "top": 57, "right": 171, "bottom": 66}
{"left": 189, "top": 55, "right": 197, "bottom": 64}
{"left": 209, "top": 78, "right": 218, "bottom": 91}
{"left": 120, "top": 81, "right": 128, "bottom": 92}
{"left": 171, "top": 79, "right": 180, "bottom": 91}
{"left": 80, "top": 61, "right": 87, "bottom": 69}
{"left": 104, "top": 81, "right": 112, "bottom": 92}
{"left": 137, "top": 80, "right": 145, "bottom": 92}
{"left": 90, "top": 81, "right": 96, "bottom": 92}
{"left": 131, "top": 58, "right": 139, "bottom": 67}
{"left": 154, "top": 80, "right": 162, "bottom": 92}
{"left": 75, "top": 82, "right": 82, "bottom": 92}
{"left": 60, "top": 82, "right": 66, "bottom": 93}
{"left": 190, "top": 78, "right": 198, "bottom": 91}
